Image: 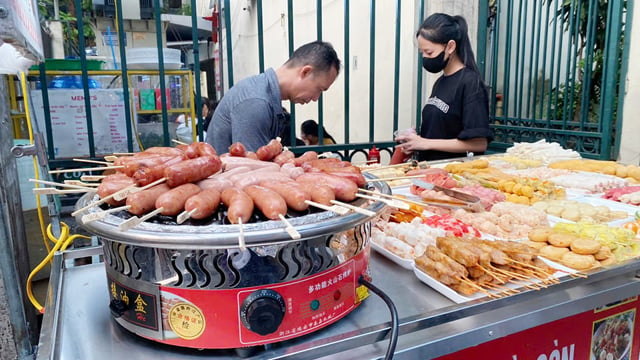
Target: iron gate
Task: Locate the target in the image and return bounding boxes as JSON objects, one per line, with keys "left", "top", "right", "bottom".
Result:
{"left": 481, "top": 0, "right": 630, "bottom": 160}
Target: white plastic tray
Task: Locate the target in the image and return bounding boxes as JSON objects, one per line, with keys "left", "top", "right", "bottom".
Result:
{"left": 371, "top": 240, "right": 414, "bottom": 270}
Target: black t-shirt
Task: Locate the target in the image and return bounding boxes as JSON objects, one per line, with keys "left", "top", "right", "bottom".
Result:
{"left": 417, "top": 67, "right": 493, "bottom": 161}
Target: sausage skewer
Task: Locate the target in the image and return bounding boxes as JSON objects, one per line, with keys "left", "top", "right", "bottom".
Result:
{"left": 81, "top": 205, "right": 131, "bottom": 224}
{"left": 304, "top": 200, "right": 350, "bottom": 215}
{"left": 112, "top": 177, "right": 167, "bottom": 201}
{"left": 278, "top": 214, "right": 301, "bottom": 239}
{"left": 72, "top": 158, "right": 112, "bottom": 166}
{"left": 119, "top": 207, "right": 165, "bottom": 231}
{"left": 177, "top": 188, "right": 222, "bottom": 224}
{"left": 329, "top": 200, "right": 376, "bottom": 217}
{"left": 355, "top": 193, "right": 410, "bottom": 210}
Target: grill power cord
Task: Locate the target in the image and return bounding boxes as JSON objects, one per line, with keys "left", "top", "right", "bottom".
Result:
{"left": 358, "top": 275, "right": 399, "bottom": 360}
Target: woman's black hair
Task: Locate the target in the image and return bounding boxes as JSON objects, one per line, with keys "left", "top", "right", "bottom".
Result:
{"left": 416, "top": 13, "right": 479, "bottom": 74}
{"left": 301, "top": 119, "right": 336, "bottom": 144}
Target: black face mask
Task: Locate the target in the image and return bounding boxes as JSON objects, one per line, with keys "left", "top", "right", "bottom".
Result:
{"left": 422, "top": 50, "right": 449, "bottom": 73}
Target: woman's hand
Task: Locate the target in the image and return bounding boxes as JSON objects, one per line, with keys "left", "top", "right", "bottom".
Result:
{"left": 394, "top": 133, "right": 425, "bottom": 154}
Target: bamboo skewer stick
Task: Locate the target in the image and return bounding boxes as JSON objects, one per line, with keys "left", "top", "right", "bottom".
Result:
{"left": 112, "top": 177, "right": 167, "bottom": 201}
{"left": 365, "top": 174, "right": 426, "bottom": 182}
{"left": 304, "top": 200, "right": 350, "bottom": 215}
{"left": 103, "top": 155, "right": 119, "bottom": 162}
{"left": 356, "top": 193, "right": 410, "bottom": 210}
{"left": 172, "top": 139, "right": 189, "bottom": 146}
{"left": 73, "top": 158, "right": 112, "bottom": 165}
{"left": 278, "top": 214, "right": 301, "bottom": 239}
{"left": 112, "top": 152, "right": 135, "bottom": 156}
{"left": 29, "top": 178, "right": 94, "bottom": 191}
{"left": 119, "top": 207, "right": 164, "bottom": 231}
{"left": 64, "top": 180, "right": 100, "bottom": 187}
{"left": 49, "top": 165, "right": 124, "bottom": 174}
{"left": 81, "top": 175, "right": 107, "bottom": 181}
{"left": 33, "top": 188, "right": 95, "bottom": 195}
{"left": 71, "top": 184, "right": 136, "bottom": 217}
{"left": 238, "top": 218, "right": 246, "bottom": 251}
{"left": 329, "top": 200, "right": 376, "bottom": 217}
{"left": 81, "top": 205, "right": 131, "bottom": 224}
{"left": 176, "top": 209, "right": 197, "bottom": 224}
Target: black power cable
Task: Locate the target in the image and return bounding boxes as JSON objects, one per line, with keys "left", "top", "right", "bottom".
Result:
{"left": 358, "top": 276, "right": 399, "bottom": 359}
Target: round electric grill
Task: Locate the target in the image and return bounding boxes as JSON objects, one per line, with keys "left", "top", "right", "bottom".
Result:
{"left": 75, "top": 178, "right": 391, "bottom": 350}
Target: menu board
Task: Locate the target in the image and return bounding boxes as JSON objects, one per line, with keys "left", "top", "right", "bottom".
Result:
{"left": 30, "top": 89, "right": 133, "bottom": 158}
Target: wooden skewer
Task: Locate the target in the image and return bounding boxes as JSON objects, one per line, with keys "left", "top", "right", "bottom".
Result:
{"left": 172, "top": 139, "right": 189, "bottom": 145}
{"left": 33, "top": 188, "right": 95, "bottom": 195}
{"left": 81, "top": 175, "right": 107, "bottom": 181}
{"left": 29, "top": 178, "right": 95, "bottom": 191}
{"left": 70, "top": 183, "right": 136, "bottom": 217}
{"left": 177, "top": 209, "right": 197, "bottom": 224}
{"left": 119, "top": 207, "right": 164, "bottom": 231}
{"left": 238, "top": 218, "right": 246, "bottom": 251}
{"left": 64, "top": 180, "right": 100, "bottom": 187}
{"left": 112, "top": 177, "right": 167, "bottom": 201}
{"left": 81, "top": 205, "right": 131, "bottom": 224}
{"left": 112, "top": 152, "right": 135, "bottom": 156}
{"left": 361, "top": 161, "right": 415, "bottom": 171}
{"left": 365, "top": 174, "right": 426, "bottom": 182}
{"left": 356, "top": 193, "right": 410, "bottom": 210}
{"left": 103, "top": 155, "right": 119, "bottom": 162}
{"left": 304, "top": 200, "right": 350, "bottom": 215}
{"left": 330, "top": 200, "right": 376, "bottom": 217}
{"left": 278, "top": 214, "right": 301, "bottom": 239}
{"left": 49, "top": 165, "right": 124, "bottom": 174}
{"left": 73, "top": 158, "right": 112, "bottom": 166}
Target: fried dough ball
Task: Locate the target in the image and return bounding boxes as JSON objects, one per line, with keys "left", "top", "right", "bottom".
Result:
{"left": 599, "top": 256, "right": 617, "bottom": 267}
{"left": 594, "top": 246, "right": 613, "bottom": 261}
{"left": 569, "top": 238, "right": 601, "bottom": 255}
{"left": 548, "top": 233, "right": 576, "bottom": 247}
{"left": 522, "top": 240, "right": 547, "bottom": 250}
{"left": 560, "top": 252, "right": 597, "bottom": 270}
{"left": 540, "top": 245, "right": 570, "bottom": 261}
{"left": 528, "top": 227, "right": 552, "bottom": 242}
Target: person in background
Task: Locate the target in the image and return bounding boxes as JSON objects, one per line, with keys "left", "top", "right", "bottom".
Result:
{"left": 279, "top": 107, "right": 305, "bottom": 146}
{"left": 205, "top": 40, "right": 341, "bottom": 153}
{"left": 300, "top": 119, "right": 336, "bottom": 145}
{"left": 176, "top": 97, "right": 213, "bottom": 144}
{"left": 394, "top": 13, "right": 493, "bottom": 162}
{"left": 201, "top": 98, "right": 218, "bottom": 132}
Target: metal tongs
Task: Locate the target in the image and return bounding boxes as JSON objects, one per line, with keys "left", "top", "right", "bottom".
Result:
{"left": 411, "top": 179, "right": 483, "bottom": 211}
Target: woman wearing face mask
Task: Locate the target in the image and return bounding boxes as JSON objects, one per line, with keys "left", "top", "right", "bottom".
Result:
{"left": 394, "top": 13, "right": 493, "bottom": 162}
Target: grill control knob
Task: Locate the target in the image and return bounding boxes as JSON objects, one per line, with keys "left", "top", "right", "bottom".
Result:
{"left": 240, "top": 289, "right": 286, "bottom": 336}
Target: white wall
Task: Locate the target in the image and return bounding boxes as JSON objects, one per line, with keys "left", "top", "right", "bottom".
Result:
{"left": 219, "top": 0, "right": 478, "bottom": 143}
{"left": 619, "top": 3, "right": 640, "bottom": 165}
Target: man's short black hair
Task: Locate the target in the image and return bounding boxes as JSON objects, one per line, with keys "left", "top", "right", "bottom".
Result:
{"left": 285, "top": 40, "right": 341, "bottom": 75}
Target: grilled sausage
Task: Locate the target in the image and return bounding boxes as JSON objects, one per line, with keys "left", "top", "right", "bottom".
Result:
{"left": 293, "top": 151, "right": 319, "bottom": 166}
{"left": 296, "top": 172, "right": 358, "bottom": 202}
{"left": 259, "top": 181, "right": 310, "bottom": 212}
{"left": 164, "top": 155, "right": 222, "bottom": 187}
{"left": 143, "top": 147, "right": 185, "bottom": 157}
{"left": 221, "top": 156, "right": 280, "bottom": 172}
{"left": 184, "top": 188, "right": 221, "bottom": 220}
{"left": 221, "top": 188, "right": 254, "bottom": 224}
{"left": 118, "top": 155, "right": 175, "bottom": 177}
{"left": 243, "top": 185, "right": 288, "bottom": 220}
{"left": 229, "top": 142, "right": 247, "bottom": 157}
{"left": 256, "top": 138, "right": 283, "bottom": 161}
{"left": 197, "top": 177, "right": 234, "bottom": 192}
{"left": 155, "top": 183, "right": 202, "bottom": 216}
{"left": 245, "top": 151, "right": 258, "bottom": 160}
{"left": 126, "top": 183, "right": 171, "bottom": 216}
{"left": 233, "top": 170, "right": 292, "bottom": 189}
{"left": 97, "top": 174, "right": 135, "bottom": 206}
{"left": 132, "top": 155, "right": 184, "bottom": 187}
{"left": 295, "top": 182, "right": 335, "bottom": 206}
{"left": 273, "top": 149, "right": 295, "bottom": 165}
